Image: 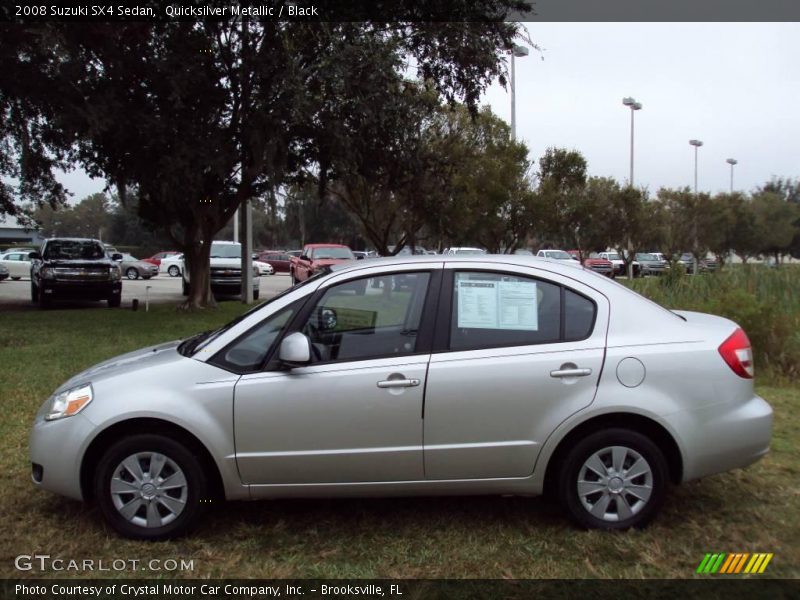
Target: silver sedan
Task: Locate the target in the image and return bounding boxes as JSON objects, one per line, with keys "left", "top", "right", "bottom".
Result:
{"left": 29, "top": 255, "right": 772, "bottom": 539}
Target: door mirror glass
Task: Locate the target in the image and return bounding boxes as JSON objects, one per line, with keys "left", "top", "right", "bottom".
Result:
{"left": 279, "top": 332, "right": 312, "bottom": 365}
{"left": 111, "top": 253, "right": 123, "bottom": 261}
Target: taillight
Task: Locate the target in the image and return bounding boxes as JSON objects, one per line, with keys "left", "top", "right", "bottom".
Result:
{"left": 718, "top": 328, "right": 754, "bottom": 379}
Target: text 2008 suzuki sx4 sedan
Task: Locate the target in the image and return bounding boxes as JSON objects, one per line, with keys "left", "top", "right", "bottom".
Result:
{"left": 30, "top": 256, "right": 772, "bottom": 539}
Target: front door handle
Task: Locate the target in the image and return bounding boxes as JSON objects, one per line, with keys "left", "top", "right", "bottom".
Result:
{"left": 550, "top": 368, "right": 592, "bottom": 378}
{"left": 377, "top": 378, "right": 420, "bottom": 389}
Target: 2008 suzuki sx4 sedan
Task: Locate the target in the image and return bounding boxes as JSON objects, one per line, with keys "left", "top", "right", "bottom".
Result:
{"left": 30, "top": 256, "right": 772, "bottom": 539}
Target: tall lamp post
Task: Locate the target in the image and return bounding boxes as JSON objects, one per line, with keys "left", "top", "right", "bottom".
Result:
{"left": 689, "top": 139, "right": 704, "bottom": 276}
{"left": 622, "top": 97, "right": 642, "bottom": 279}
{"left": 726, "top": 158, "right": 738, "bottom": 194}
{"left": 510, "top": 45, "right": 529, "bottom": 140}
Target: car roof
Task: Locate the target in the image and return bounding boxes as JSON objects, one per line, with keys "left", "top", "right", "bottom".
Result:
{"left": 305, "top": 243, "right": 349, "bottom": 248}
{"left": 45, "top": 237, "right": 103, "bottom": 243}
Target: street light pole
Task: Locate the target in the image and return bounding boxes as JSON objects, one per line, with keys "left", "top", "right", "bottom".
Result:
{"left": 689, "top": 139, "right": 704, "bottom": 276}
{"left": 622, "top": 97, "right": 642, "bottom": 279}
{"left": 510, "top": 45, "right": 529, "bottom": 141}
{"left": 726, "top": 158, "right": 738, "bottom": 194}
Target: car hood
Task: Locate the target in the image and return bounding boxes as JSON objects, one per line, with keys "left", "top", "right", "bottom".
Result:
{"left": 54, "top": 340, "right": 184, "bottom": 393}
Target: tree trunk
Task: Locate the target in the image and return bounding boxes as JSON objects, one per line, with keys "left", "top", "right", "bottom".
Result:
{"left": 181, "top": 240, "right": 217, "bottom": 311}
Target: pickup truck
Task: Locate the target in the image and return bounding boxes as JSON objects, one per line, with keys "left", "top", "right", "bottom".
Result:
{"left": 567, "top": 250, "right": 615, "bottom": 277}
{"left": 181, "top": 241, "right": 260, "bottom": 299}
{"left": 29, "top": 237, "right": 123, "bottom": 308}
{"left": 290, "top": 244, "right": 355, "bottom": 284}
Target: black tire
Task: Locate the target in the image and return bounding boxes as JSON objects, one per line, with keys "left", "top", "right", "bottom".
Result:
{"left": 93, "top": 434, "right": 209, "bottom": 540}
{"left": 31, "top": 282, "right": 38, "bottom": 303}
{"left": 557, "top": 428, "right": 668, "bottom": 530}
{"left": 168, "top": 265, "right": 180, "bottom": 277}
{"left": 11, "top": 276, "right": 21, "bottom": 281}
{"left": 126, "top": 268, "right": 139, "bottom": 280}
{"left": 38, "top": 284, "right": 51, "bottom": 309}
{"left": 182, "top": 278, "right": 189, "bottom": 296}
{"left": 107, "top": 294, "right": 121, "bottom": 308}
{"left": 253, "top": 289, "right": 260, "bottom": 300}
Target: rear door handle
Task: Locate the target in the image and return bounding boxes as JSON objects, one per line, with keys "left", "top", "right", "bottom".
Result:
{"left": 550, "top": 368, "right": 592, "bottom": 378}
{"left": 377, "top": 378, "right": 420, "bottom": 388}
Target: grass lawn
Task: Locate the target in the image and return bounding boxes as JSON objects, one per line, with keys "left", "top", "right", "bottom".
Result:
{"left": 0, "top": 303, "right": 798, "bottom": 579}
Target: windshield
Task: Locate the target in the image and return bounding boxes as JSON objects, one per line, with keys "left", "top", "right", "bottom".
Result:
{"left": 311, "top": 247, "right": 353, "bottom": 260}
{"left": 455, "top": 248, "right": 486, "bottom": 255}
{"left": 122, "top": 254, "right": 138, "bottom": 261}
{"left": 210, "top": 243, "right": 241, "bottom": 259}
{"left": 547, "top": 250, "right": 573, "bottom": 260}
{"left": 636, "top": 253, "right": 656, "bottom": 261}
{"left": 606, "top": 252, "right": 621, "bottom": 261}
{"left": 43, "top": 240, "right": 105, "bottom": 260}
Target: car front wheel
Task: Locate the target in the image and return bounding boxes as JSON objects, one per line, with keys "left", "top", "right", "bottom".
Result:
{"left": 126, "top": 268, "right": 139, "bottom": 280}
{"left": 94, "top": 434, "right": 208, "bottom": 540}
{"left": 168, "top": 265, "right": 180, "bottom": 277}
{"left": 557, "top": 428, "right": 668, "bottom": 530}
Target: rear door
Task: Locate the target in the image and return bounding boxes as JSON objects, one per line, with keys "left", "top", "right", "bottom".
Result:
{"left": 423, "top": 264, "right": 609, "bottom": 480}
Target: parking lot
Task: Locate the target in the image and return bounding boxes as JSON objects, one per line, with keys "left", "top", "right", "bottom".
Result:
{"left": 0, "top": 272, "right": 293, "bottom": 310}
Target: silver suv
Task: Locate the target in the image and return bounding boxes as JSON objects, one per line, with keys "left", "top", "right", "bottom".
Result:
{"left": 181, "top": 241, "right": 260, "bottom": 299}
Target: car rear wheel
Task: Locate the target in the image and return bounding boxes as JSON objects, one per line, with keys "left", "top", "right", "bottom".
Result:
{"left": 107, "top": 295, "right": 121, "bottom": 308}
{"left": 11, "top": 276, "right": 21, "bottom": 280}
{"left": 30, "top": 282, "right": 38, "bottom": 302}
{"left": 168, "top": 265, "right": 180, "bottom": 277}
{"left": 557, "top": 428, "right": 668, "bottom": 530}
{"left": 253, "top": 289, "right": 260, "bottom": 300}
{"left": 126, "top": 268, "right": 139, "bottom": 280}
{"left": 94, "top": 434, "right": 208, "bottom": 540}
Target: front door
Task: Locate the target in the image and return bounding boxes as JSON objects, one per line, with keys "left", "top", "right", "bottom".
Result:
{"left": 234, "top": 270, "right": 438, "bottom": 485}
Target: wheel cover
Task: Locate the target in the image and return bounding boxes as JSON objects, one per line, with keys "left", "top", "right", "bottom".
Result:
{"left": 577, "top": 445, "right": 653, "bottom": 522}
{"left": 109, "top": 452, "right": 188, "bottom": 528}
{"left": 127, "top": 269, "right": 138, "bottom": 279}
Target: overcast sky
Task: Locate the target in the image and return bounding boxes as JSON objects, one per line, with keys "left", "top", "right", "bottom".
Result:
{"left": 56, "top": 22, "right": 799, "bottom": 203}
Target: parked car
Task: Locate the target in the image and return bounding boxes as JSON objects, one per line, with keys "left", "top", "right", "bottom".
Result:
{"left": 29, "top": 238, "right": 122, "bottom": 308}
{"left": 257, "top": 251, "right": 292, "bottom": 273}
{"left": 252, "top": 260, "right": 275, "bottom": 276}
{"left": 678, "top": 253, "right": 718, "bottom": 274}
{"left": 182, "top": 241, "right": 260, "bottom": 299}
{"left": 142, "top": 251, "right": 180, "bottom": 268}
{"left": 160, "top": 253, "right": 185, "bottom": 277}
{"left": 289, "top": 243, "right": 355, "bottom": 284}
{"left": 635, "top": 253, "right": 668, "bottom": 276}
{"left": 567, "top": 250, "right": 614, "bottom": 278}
{"left": 513, "top": 248, "right": 534, "bottom": 255}
{"left": 536, "top": 249, "right": 580, "bottom": 264}
{"left": 442, "top": 247, "right": 487, "bottom": 256}
{"left": 29, "top": 255, "right": 772, "bottom": 539}
{"left": 0, "top": 249, "right": 33, "bottom": 280}
{"left": 117, "top": 254, "right": 159, "bottom": 280}
{"left": 596, "top": 251, "right": 641, "bottom": 277}
{"left": 0, "top": 264, "right": 8, "bottom": 281}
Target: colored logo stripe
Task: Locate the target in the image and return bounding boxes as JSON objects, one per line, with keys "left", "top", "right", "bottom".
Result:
{"left": 697, "top": 553, "right": 773, "bottom": 574}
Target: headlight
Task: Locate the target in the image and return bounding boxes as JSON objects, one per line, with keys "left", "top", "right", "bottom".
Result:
{"left": 45, "top": 384, "right": 93, "bottom": 421}
{"left": 110, "top": 266, "right": 121, "bottom": 281}
{"left": 40, "top": 267, "right": 55, "bottom": 280}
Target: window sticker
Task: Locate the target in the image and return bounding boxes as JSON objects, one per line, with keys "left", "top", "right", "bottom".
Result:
{"left": 456, "top": 276, "right": 539, "bottom": 331}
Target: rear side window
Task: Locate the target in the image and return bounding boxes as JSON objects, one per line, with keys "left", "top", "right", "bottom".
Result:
{"left": 448, "top": 271, "right": 596, "bottom": 351}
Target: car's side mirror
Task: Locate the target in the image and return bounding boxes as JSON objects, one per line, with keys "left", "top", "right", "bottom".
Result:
{"left": 111, "top": 253, "right": 123, "bottom": 261}
{"left": 279, "top": 332, "right": 312, "bottom": 366}
{"left": 28, "top": 251, "right": 41, "bottom": 260}
{"left": 356, "top": 255, "right": 364, "bottom": 260}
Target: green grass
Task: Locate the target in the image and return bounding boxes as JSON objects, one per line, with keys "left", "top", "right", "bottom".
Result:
{"left": 1, "top": 303, "right": 798, "bottom": 579}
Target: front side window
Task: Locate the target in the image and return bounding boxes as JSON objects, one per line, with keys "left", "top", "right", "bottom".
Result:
{"left": 299, "top": 272, "right": 430, "bottom": 363}
{"left": 212, "top": 303, "right": 298, "bottom": 372}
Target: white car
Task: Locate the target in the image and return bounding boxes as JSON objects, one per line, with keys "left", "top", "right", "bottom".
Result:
{"left": 0, "top": 250, "right": 33, "bottom": 280}
{"left": 536, "top": 249, "right": 580, "bottom": 263}
{"left": 253, "top": 260, "right": 275, "bottom": 276}
{"left": 160, "top": 254, "right": 185, "bottom": 277}
{"left": 442, "top": 247, "right": 487, "bottom": 256}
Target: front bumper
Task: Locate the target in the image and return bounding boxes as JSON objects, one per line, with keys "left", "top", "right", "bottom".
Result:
{"left": 41, "top": 280, "right": 121, "bottom": 300}
{"left": 30, "top": 412, "right": 97, "bottom": 501}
